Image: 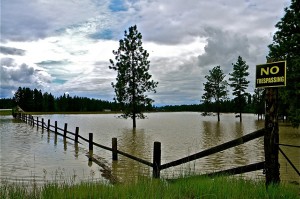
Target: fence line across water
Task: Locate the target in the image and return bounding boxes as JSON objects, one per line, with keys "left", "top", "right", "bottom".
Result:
{"left": 14, "top": 112, "right": 271, "bottom": 180}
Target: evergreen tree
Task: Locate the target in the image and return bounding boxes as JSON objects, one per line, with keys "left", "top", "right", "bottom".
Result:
{"left": 229, "top": 56, "right": 250, "bottom": 122}
{"left": 253, "top": 88, "right": 265, "bottom": 120}
{"left": 267, "top": 0, "right": 300, "bottom": 127}
{"left": 109, "top": 25, "right": 158, "bottom": 128}
{"left": 202, "top": 65, "right": 228, "bottom": 121}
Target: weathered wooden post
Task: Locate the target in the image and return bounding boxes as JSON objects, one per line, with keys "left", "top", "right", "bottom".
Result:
{"left": 89, "top": 133, "right": 93, "bottom": 161}
{"left": 152, "top": 141, "right": 161, "bottom": 178}
{"left": 75, "top": 127, "right": 79, "bottom": 143}
{"left": 264, "top": 88, "right": 280, "bottom": 186}
{"left": 47, "top": 119, "right": 50, "bottom": 131}
{"left": 36, "top": 117, "right": 39, "bottom": 129}
{"left": 89, "top": 133, "right": 93, "bottom": 151}
{"left": 256, "top": 61, "right": 285, "bottom": 186}
{"left": 55, "top": 121, "right": 58, "bottom": 134}
{"left": 42, "top": 118, "right": 44, "bottom": 131}
{"left": 112, "top": 138, "right": 118, "bottom": 160}
{"left": 64, "top": 123, "right": 68, "bottom": 137}
{"left": 32, "top": 116, "right": 35, "bottom": 127}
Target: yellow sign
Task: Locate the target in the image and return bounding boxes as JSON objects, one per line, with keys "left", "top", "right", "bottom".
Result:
{"left": 256, "top": 61, "right": 286, "bottom": 88}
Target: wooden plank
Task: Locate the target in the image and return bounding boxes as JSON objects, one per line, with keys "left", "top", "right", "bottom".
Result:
{"left": 117, "top": 150, "right": 153, "bottom": 167}
{"left": 204, "top": 161, "right": 265, "bottom": 177}
{"left": 160, "top": 129, "right": 265, "bottom": 170}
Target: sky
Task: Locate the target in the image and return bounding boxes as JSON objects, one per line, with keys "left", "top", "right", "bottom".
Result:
{"left": 0, "top": 0, "right": 290, "bottom": 106}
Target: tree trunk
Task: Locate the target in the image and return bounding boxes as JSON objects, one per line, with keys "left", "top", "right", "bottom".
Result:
{"left": 240, "top": 111, "right": 242, "bottom": 122}
{"left": 133, "top": 112, "right": 136, "bottom": 128}
{"left": 217, "top": 100, "right": 220, "bottom": 122}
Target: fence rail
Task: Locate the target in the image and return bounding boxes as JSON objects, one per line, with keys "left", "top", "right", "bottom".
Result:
{"left": 15, "top": 112, "right": 278, "bottom": 181}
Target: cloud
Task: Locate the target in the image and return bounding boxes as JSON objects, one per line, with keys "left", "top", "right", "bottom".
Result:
{"left": 0, "top": 0, "right": 100, "bottom": 42}
{"left": 198, "top": 28, "right": 251, "bottom": 72}
{"left": 0, "top": 46, "right": 26, "bottom": 56}
{"left": 0, "top": 58, "right": 52, "bottom": 98}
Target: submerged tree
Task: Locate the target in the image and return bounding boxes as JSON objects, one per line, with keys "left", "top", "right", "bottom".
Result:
{"left": 229, "top": 56, "right": 250, "bottom": 122}
{"left": 109, "top": 25, "right": 158, "bottom": 128}
{"left": 267, "top": 0, "right": 300, "bottom": 127}
{"left": 202, "top": 65, "right": 228, "bottom": 121}
{"left": 253, "top": 88, "right": 265, "bottom": 120}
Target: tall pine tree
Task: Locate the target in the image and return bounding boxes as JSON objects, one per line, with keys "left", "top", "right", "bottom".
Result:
{"left": 109, "top": 25, "right": 158, "bottom": 128}
{"left": 267, "top": 0, "right": 300, "bottom": 127}
{"left": 202, "top": 65, "right": 228, "bottom": 121}
{"left": 229, "top": 56, "right": 250, "bottom": 122}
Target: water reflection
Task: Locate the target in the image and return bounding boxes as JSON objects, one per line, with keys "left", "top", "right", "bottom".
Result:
{"left": 112, "top": 128, "right": 151, "bottom": 182}
{"left": 0, "top": 116, "right": 107, "bottom": 185}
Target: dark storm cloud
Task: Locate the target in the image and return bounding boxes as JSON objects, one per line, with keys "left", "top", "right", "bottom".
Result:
{"left": 0, "top": 58, "right": 52, "bottom": 97}
{"left": 1, "top": 58, "right": 34, "bottom": 83}
{"left": 199, "top": 27, "right": 270, "bottom": 74}
{"left": 198, "top": 28, "right": 251, "bottom": 73}
{"left": 0, "top": 46, "right": 26, "bottom": 56}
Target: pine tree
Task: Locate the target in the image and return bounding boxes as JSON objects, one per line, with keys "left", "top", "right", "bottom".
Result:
{"left": 229, "top": 56, "right": 250, "bottom": 122}
{"left": 267, "top": 0, "right": 300, "bottom": 127}
{"left": 109, "top": 25, "right": 158, "bottom": 128}
{"left": 202, "top": 65, "right": 228, "bottom": 121}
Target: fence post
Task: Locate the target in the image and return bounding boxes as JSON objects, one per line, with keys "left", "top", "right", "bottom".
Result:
{"left": 89, "top": 133, "right": 93, "bottom": 151}
{"left": 112, "top": 138, "right": 118, "bottom": 160}
{"left": 47, "top": 119, "right": 50, "bottom": 131}
{"left": 64, "top": 123, "right": 67, "bottom": 137}
{"left": 264, "top": 87, "right": 280, "bottom": 186}
{"left": 153, "top": 141, "right": 161, "bottom": 178}
{"left": 55, "top": 121, "right": 58, "bottom": 134}
{"left": 42, "top": 118, "right": 44, "bottom": 131}
{"left": 88, "top": 133, "right": 93, "bottom": 161}
{"left": 75, "top": 127, "right": 79, "bottom": 143}
{"left": 32, "top": 116, "right": 35, "bottom": 127}
{"left": 37, "top": 117, "right": 39, "bottom": 129}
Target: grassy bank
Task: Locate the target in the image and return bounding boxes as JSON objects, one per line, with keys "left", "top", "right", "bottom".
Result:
{"left": 1, "top": 176, "right": 299, "bottom": 199}
{"left": 0, "top": 110, "right": 12, "bottom": 116}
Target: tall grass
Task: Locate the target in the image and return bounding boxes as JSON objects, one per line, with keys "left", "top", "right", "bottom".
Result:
{"left": 1, "top": 176, "right": 299, "bottom": 199}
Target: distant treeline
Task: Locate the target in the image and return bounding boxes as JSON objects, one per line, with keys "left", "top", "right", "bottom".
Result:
{"left": 2, "top": 87, "right": 121, "bottom": 112}
{"left": 155, "top": 99, "right": 257, "bottom": 113}
{"left": 1, "top": 87, "right": 265, "bottom": 115}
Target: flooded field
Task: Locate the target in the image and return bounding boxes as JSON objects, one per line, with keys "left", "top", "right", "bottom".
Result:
{"left": 1, "top": 112, "right": 299, "bottom": 185}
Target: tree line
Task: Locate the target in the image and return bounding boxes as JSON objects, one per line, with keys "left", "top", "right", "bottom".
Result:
{"left": 8, "top": 87, "right": 122, "bottom": 112}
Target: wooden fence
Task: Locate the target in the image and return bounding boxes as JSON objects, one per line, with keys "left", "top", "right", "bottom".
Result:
{"left": 14, "top": 112, "right": 299, "bottom": 184}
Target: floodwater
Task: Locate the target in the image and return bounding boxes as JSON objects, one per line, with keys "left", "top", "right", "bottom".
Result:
{"left": 0, "top": 112, "right": 299, "bottom": 185}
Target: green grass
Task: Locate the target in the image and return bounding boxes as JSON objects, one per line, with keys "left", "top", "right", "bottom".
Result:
{"left": 0, "top": 110, "right": 12, "bottom": 116}
{"left": 1, "top": 176, "right": 299, "bottom": 199}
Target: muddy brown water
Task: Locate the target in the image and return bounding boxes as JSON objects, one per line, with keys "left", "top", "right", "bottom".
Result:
{"left": 1, "top": 113, "right": 299, "bottom": 185}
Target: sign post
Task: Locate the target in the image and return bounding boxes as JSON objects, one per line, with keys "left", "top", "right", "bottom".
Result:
{"left": 256, "top": 61, "right": 286, "bottom": 186}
